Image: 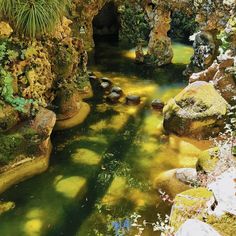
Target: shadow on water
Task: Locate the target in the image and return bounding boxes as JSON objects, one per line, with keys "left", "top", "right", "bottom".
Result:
{"left": 47, "top": 103, "right": 146, "bottom": 236}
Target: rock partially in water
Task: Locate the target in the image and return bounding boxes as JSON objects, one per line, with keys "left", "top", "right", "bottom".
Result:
{"left": 100, "top": 81, "right": 111, "bottom": 91}
{"left": 170, "top": 187, "right": 216, "bottom": 231}
{"left": 151, "top": 99, "right": 164, "bottom": 111}
{"left": 111, "top": 86, "right": 123, "bottom": 96}
{"left": 101, "top": 77, "right": 112, "bottom": 85}
{"left": 163, "top": 81, "right": 229, "bottom": 139}
{"left": 106, "top": 92, "right": 121, "bottom": 104}
{"left": 176, "top": 219, "right": 221, "bottom": 236}
{"left": 126, "top": 95, "right": 141, "bottom": 105}
{"left": 175, "top": 168, "right": 198, "bottom": 185}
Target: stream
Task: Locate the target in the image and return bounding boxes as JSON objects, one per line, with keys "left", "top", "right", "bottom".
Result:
{"left": 0, "top": 42, "right": 211, "bottom": 236}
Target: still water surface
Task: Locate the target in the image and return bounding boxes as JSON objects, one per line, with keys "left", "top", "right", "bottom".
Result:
{"left": 0, "top": 42, "right": 211, "bottom": 236}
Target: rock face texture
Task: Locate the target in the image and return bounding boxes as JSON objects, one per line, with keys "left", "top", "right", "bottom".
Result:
{"left": 163, "top": 81, "right": 228, "bottom": 139}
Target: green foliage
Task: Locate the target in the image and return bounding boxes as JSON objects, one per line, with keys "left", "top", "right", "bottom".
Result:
{"left": 170, "top": 11, "right": 198, "bottom": 43}
{"left": 119, "top": 2, "right": 150, "bottom": 45}
{"left": 0, "top": 0, "right": 70, "bottom": 38}
{"left": 0, "top": 67, "right": 33, "bottom": 113}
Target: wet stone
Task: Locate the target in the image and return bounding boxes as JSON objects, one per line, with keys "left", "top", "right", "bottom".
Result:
{"left": 126, "top": 95, "right": 141, "bottom": 105}
{"left": 106, "top": 92, "right": 121, "bottom": 103}
{"left": 151, "top": 99, "right": 164, "bottom": 111}
{"left": 100, "top": 81, "right": 111, "bottom": 91}
{"left": 111, "top": 86, "right": 123, "bottom": 95}
{"left": 101, "top": 77, "right": 112, "bottom": 85}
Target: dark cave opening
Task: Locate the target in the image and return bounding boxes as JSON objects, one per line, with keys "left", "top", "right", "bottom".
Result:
{"left": 92, "top": 2, "right": 120, "bottom": 43}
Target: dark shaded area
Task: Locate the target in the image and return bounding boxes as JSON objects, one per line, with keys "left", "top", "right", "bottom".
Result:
{"left": 93, "top": 2, "right": 120, "bottom": 43}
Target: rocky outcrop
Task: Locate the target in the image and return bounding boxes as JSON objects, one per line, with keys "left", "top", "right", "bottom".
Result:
{"left": 189, "top": 52, "right": 236, "bottom": 103}
{"left": 163, "top": 81, "right": 229, "bottom": 139}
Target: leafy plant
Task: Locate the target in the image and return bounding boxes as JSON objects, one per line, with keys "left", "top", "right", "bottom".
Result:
{"left": 0, "top": 0, "right": 70, "bottom": 38}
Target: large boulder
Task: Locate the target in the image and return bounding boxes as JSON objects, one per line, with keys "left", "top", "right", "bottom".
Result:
{"left": 163, "top": 81, "right": 229, "bottom": 139}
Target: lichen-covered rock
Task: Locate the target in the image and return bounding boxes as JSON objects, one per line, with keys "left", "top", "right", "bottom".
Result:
{"left": 176, "top": 219, "right": 221, "bottom": 236}
{"left": 207, "top": 213, "right": 236, "bottom": 236}
{"left": 170, "top": 187, "right": 215, "bottom": 231}
{"left": 197, "top": 147, "right": 219, "bottom": 173}
{"left": 163, "top": 81, "right": 229, "bottom": 139}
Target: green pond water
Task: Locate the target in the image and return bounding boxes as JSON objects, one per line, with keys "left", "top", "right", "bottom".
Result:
{"left": 0, "top": 42, "right": 211, "bottom": 236}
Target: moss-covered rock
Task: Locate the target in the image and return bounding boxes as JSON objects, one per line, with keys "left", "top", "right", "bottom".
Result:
{"left": 170, "top": 187, "right": 215, "bottom": 231}
{"left": 163, "top": 81, "right": 229, "bottom": 139}
{"left": 207, "top": 213, "right": 236, "bottom": 236}
{"left": 0, "top": 102, "right": 19, "bottom": 132}
{"left": 197, "top": 147, "right": 219, "bottom": 173}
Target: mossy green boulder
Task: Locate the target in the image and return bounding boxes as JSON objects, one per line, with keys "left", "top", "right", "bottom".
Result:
{"left": 163, "top": 81, "right": 228, "bottom": 139}
{"left": 197, "top": 147, "right": 219, "bottom": 173}
{"left": 207, "top": 213, "right": 236, "bottom": 236}
{"left": 170, "top": 187, "right": 215, "bottom": 231}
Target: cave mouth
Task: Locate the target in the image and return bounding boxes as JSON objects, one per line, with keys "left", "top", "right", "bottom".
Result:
{"left": 92, "top": 2, "right": 120, "bottom": 43}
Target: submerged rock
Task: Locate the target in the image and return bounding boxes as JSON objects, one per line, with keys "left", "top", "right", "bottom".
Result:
{"left": 0, "top": 201, "right": 15, "bottom": 215}
{"left": 163, "top": 81, "right": 229, "bottom": 139}
{"left": 176, "top": 219, "right": 221, "bottom": 236}
{"left": 100, "top": 81, "right": 111, "bottom": 91}
{"left": 111, "top": 86, "right": 123, "bottom": 96}
{"left": 126, "top": 95, "right": 141, "bottom": 105}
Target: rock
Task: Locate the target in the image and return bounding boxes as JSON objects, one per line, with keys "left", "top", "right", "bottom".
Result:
{"left": 32, "top": 107, "right": 56, "bottom": 139}
{"left": 175, "top": 219, "right": 221, "bottom": 236}
{"left": 55, "top": 87, "right": 81, "bottom": 120}
{"left": 111, "top": 86, "right": 123, "bottom": 96}
{"left": 208, "top": 167, "right": 236, "bottom": 216}
{"left": 197, "top": 147, "right": 219, "bottom": 173}
{"left": 126, "top": 95, "right": 141, "bottom": 105}
{"left": 170, "top": 187, "right": 216, "bottom": 231}
{"left": 175, "top": 168, "right": 198, "bottom": 185}
{"left": 101, "top": 77, "right": 112, "bottom": 85}
{"left": 0, "top": 21, "right": 13, "bottom": 38}
{"left": 100, "top": 81, "right": 111, "bottom": 91}
{"left": 217, "top": 53, "right": 234, "bottom": 69}
{"left": 106, "top": 92, "right": 121, "bottom": 104}
{"left": 88, "top": 71, "right": 95, "bottom": 76}
{"left": 163, "top": 81, "right": 229, "bottom": 139}
{"left": 0, "top": 201, "right": 15, "bottom": 215}
{"left": 151, "top": 99, "right": 164, "bottom": 111}
{"left": 154, "top": 169, "right": 191, "bottom": 198}
{"left": 0, "top": 103, "right": 19, "bottom": 132}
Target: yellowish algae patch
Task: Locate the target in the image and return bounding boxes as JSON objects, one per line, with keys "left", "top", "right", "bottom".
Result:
{"left": 0, "top": 201, "right": 15, "bottom": 215}
{"left": 71, "top": 148, "right": 101, "bottom": 165}
{"left": 54, "top": 176, "right": 87, "bottom": 199}
{"left": 170, "top": 187, "right": 214, "bottom": 231}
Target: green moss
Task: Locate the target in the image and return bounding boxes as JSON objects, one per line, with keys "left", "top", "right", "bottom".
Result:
{"left": 197, "top": 147, "right": 219, "bottom": 173}
{"left": 207, "top": 213, "right": 236, "bottom": 236}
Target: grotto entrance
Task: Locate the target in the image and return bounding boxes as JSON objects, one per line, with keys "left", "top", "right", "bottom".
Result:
{"left": 92, "top": 2, "right": 120, "bottom": 43}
